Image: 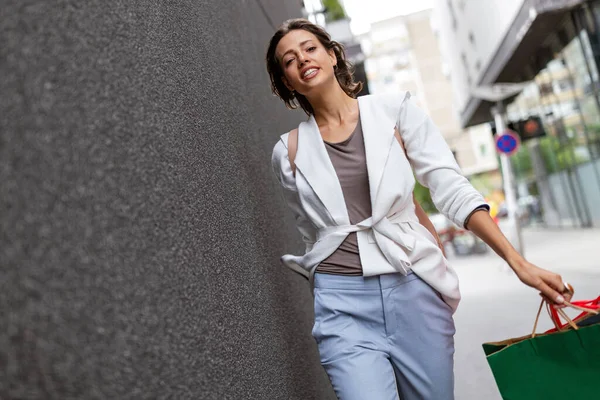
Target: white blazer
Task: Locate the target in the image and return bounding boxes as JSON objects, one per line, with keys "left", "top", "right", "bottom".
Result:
{"left": 271, "top": 92, "right": 487, "bottom": 312}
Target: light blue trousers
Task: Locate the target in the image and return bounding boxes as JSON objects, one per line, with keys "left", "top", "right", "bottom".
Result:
{"left": 312, "top": 272, "right": 456, "bottom": 400}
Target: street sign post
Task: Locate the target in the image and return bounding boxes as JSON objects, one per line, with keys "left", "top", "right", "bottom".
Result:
{"left": 470, "top": 83, "right": 528, "bottom": 255}
{"left": 493, "top": 106, "right": 524, "bottom": 255}
{"left": 496, "top": 130, "right": 520, "bottom": 156}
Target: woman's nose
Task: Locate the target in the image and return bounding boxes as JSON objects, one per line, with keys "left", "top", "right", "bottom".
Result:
{"left": 298, "top": 53, "right": 307, "bottom": 66}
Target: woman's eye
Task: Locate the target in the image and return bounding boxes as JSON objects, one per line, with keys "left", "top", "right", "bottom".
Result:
{"left": 308, "top": 46, "right": 316, "bottom": 52}
{"left": 285, "top": 58, "right": 294, "bottom": 66}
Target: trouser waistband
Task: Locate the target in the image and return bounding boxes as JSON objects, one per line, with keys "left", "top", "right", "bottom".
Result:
{"left": 313, "top": 271, "right": 417, "bottom": 290}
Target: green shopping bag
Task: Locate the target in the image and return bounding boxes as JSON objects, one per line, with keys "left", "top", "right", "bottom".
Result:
{"left": 483, "top": 296, "right": 600, "bottom": 400}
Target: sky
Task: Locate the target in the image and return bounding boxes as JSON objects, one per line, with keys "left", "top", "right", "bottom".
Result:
{"left": 340, "top": 0, "right": 435, "bottom": 35}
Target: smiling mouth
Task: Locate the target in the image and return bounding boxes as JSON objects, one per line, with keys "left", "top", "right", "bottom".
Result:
{"left": 302, "top": 68, "right": 319, "bottom": 80}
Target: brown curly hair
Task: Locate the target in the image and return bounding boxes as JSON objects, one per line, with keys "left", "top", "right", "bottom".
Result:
{"left": 266, "top": 18, "right": 363, "bottom": 116}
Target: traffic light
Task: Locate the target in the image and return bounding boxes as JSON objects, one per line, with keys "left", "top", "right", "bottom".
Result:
{"left": 516, "top": 116, "right": 546, "bottom": 142}
{"left": 490, "top": 116, "right": 546, "bottom": 142}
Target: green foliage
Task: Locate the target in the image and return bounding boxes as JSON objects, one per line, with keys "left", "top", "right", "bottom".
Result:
{"left": 538, "top": 136, "right": 589, "bottom": 173}
{"left": 586, "top": 123, "right": 600, "bottom": 137}
{"left": 511, "top": 147, "right": 533, "bottom": 179}
{"left": 413, "top": 180, "right": 436, "bottom": 214}
{"left": 511, "top": 135, "right": 592, "bottom": 178}
{"left": 322, "top": 0, "right": 346, "bottom": 22}
{"left": 467, "top": 173, "right": 495, "bottom": 196}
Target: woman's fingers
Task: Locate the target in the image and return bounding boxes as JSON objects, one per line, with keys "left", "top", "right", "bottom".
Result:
{"left": 536, "top": 280, "right": 565, "bottom": 305}
{"left": 536, "top": 273, "right": 573, "bottom": 306}
{"left": 514, "top": 260, "right": 573, "bottom": 305}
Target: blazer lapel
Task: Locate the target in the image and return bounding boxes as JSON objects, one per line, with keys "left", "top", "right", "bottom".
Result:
{"left": 358, "top": 95, "right": 397, "bottom": 215}
{"left": 294, "top": 115, "right": 350, "bottom": 226}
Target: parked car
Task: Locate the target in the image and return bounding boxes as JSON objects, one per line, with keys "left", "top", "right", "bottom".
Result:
{"left": 429, "top": 213, "right": 488, "bottom": 256}
{"left": 496, "top": 196, "right": 540, "bottom": 225}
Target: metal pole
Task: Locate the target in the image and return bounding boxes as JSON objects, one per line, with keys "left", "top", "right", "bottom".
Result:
{"left": 492, "top": 101, "right": 524, "bottom": 255}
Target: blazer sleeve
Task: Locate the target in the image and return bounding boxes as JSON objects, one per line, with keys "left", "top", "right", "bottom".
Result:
{"left": 396, "top": 93, "right": 489, "bottom": 228}
{"left": 271, "top": 138, "right": 317, "bottom": 252}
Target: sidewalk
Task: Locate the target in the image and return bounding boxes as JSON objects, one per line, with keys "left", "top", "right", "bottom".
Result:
{"left": 450, "top": 227, "right": 600, "bottom": 296}
{"left": 452, "top": 227, "right": 600, "bottom": 399}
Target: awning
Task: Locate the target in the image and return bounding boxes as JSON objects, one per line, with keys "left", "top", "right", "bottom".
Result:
{"left": 462, "top": 0, "right": 585, "bottom": 127}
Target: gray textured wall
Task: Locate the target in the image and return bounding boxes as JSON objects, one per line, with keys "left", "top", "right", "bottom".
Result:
{"left": 0, "top": 1, "right": 336, "bottom": 399}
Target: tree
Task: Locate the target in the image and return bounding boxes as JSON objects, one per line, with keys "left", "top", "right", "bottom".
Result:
{"left": 322, "top": 0, "right": 346, "bottom": 22}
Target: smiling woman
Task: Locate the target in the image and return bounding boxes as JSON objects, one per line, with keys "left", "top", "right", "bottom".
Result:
{"left": 265, "top": 17, "right": 571, "bottom": 400}
{"left": 265, "top": 19, "right": 361, "bottom": 115}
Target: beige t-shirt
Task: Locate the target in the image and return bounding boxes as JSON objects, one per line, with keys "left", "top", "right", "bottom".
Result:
{"left": 316, "top": 115, "right": 371, "bottom": 276}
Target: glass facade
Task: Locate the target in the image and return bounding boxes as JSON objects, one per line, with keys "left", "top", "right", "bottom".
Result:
{"left": 505, "top": 2, "right": 600, "bottom": 228}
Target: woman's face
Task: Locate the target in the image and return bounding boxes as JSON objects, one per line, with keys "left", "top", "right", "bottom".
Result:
{"left": 275, "top": 29, "right": 337, "bottom": 96}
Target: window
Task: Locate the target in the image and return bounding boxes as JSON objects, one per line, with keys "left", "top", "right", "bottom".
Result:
{"left": 479, "top": 144, "right": 487, "bottom": 157}
{"left": 538, "top": 82, "right": 554, "bottom": 96}
{"left": 447, "top": 0, "right": 458, "bottom": 31}
{"left": 461, "top": 52, "right": 470, "bottom": 84}
{"left": 461, "top": 52, "right": 468, "bottom": 67}
{"left": 552, "top": 78, "right": 572, "bottom": 92}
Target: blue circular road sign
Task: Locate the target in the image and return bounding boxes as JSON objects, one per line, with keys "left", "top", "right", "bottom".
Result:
{"left": 496, "top": 131, "right": 520, "bottom": 155}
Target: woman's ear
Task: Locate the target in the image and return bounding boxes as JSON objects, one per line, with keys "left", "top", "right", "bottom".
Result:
{"left": 328, "top": 49, "right": 337, "bottom": 68}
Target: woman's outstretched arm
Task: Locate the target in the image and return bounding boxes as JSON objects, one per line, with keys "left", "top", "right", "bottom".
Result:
{"left": 465, "top": 210, "right": 572, "bottom": 305}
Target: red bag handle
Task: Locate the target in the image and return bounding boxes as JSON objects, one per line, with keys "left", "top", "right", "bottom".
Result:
{"left": 546, "top": 296, "right": 600, "bottom": 333}
{"left": 532, "top": 295, "right": 600, "bottom": 337}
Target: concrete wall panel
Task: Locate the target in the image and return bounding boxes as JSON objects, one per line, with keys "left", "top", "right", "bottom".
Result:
{"left": 0, "top": 1, "right": 335, "bottom": 398}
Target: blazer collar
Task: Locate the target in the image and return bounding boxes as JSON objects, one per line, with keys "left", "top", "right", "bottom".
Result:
{"left": 357, "top": 95, "right": 396, "bottom": 208}
{"left": 294, "top": 95, "right": 397, "bottom": 226}
{"left": 296, "top": 114, "right": 349, "bottom": 225}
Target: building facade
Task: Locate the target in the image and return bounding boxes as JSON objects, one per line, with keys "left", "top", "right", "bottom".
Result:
{"left": 303, "top": 0, "right": 370, "bottom": 96}
{"left": 359, "top": 10, "right": 499, "bottom": 177}
{"left": 434, "top": 0, "right": 600, "bottom": 227}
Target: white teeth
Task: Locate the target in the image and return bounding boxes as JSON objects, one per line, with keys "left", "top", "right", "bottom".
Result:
{"left": 303, "top": 68, "right": 317, "bottom": 78}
